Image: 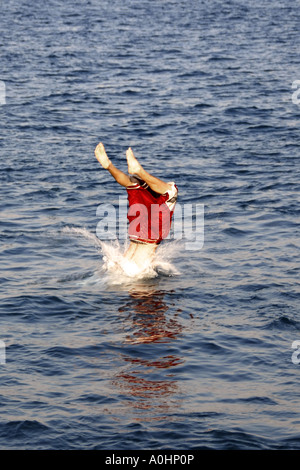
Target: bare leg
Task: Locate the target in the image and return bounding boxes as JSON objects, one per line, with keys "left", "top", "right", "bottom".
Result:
{"left": 126, "top": 147, "right": 172, "bottom": 195}
{"left": 95, "top": 142, "right": 131, "bottom": 187}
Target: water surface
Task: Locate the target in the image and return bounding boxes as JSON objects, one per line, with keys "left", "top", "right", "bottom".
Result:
{"left": 0, "top": 0, "right": 300, "bottom": 449}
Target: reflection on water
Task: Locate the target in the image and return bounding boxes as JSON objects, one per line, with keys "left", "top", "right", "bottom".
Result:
{"left": 112, "top": 284, "right": 184, "bottom": 422}
{"left": 121, "top": 287, "right": 182, "bottom": 345}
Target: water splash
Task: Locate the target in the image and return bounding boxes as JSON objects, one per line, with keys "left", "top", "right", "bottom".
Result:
{"left": 62, "top": 226, "right": 181, "bottom": 284}
{"left": 62, "top": 226, "right": 102, "bottom": 249}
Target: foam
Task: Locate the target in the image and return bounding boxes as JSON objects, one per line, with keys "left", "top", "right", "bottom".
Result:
{"left": 62, "top": 226, "right": 181, "bottom": 283}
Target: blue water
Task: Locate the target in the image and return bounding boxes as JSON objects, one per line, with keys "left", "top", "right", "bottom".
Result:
{"left": 1, "top": 0, "right": 300, "bottom": 450}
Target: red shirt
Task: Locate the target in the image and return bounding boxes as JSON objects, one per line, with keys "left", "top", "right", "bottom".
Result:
{"left": 126, "top": 178, "right": 178, "bottom": 244}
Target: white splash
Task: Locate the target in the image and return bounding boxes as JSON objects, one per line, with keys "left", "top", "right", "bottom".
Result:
{"left": 62, "top": 226, "right": 102, "bottom": 248}
{"left": 62, "top": 226, "right": 181, "bottom": 283}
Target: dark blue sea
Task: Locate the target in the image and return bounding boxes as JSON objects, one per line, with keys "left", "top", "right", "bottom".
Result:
{"left": 1, "top": 0, "right": 300, "bottom": 450}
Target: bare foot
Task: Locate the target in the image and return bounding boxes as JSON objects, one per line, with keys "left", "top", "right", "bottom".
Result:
{"left": 126, "top": 147, "right": 142, "bottom": 175}
{"left": 95, "top": 142, "right": 111, "bottom": 169}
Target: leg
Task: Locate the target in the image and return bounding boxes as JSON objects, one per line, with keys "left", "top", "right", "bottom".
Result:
{"left": 126, "top": 147, "right": 172, "bottom": 195}
{"left": 95, "top": 142, "right": 131, "bottom": 187}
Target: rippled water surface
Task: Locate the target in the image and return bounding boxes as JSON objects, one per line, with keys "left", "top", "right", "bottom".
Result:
{"left": 1, "top": 0, "right": 300, "bottom": 450}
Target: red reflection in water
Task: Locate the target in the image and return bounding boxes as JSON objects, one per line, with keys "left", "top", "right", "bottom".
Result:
{"left": 112, "top": 286, "right": 184, "bottom": 421}
{"left": 119, "top": 288, "right": 183, "bottom": 345}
